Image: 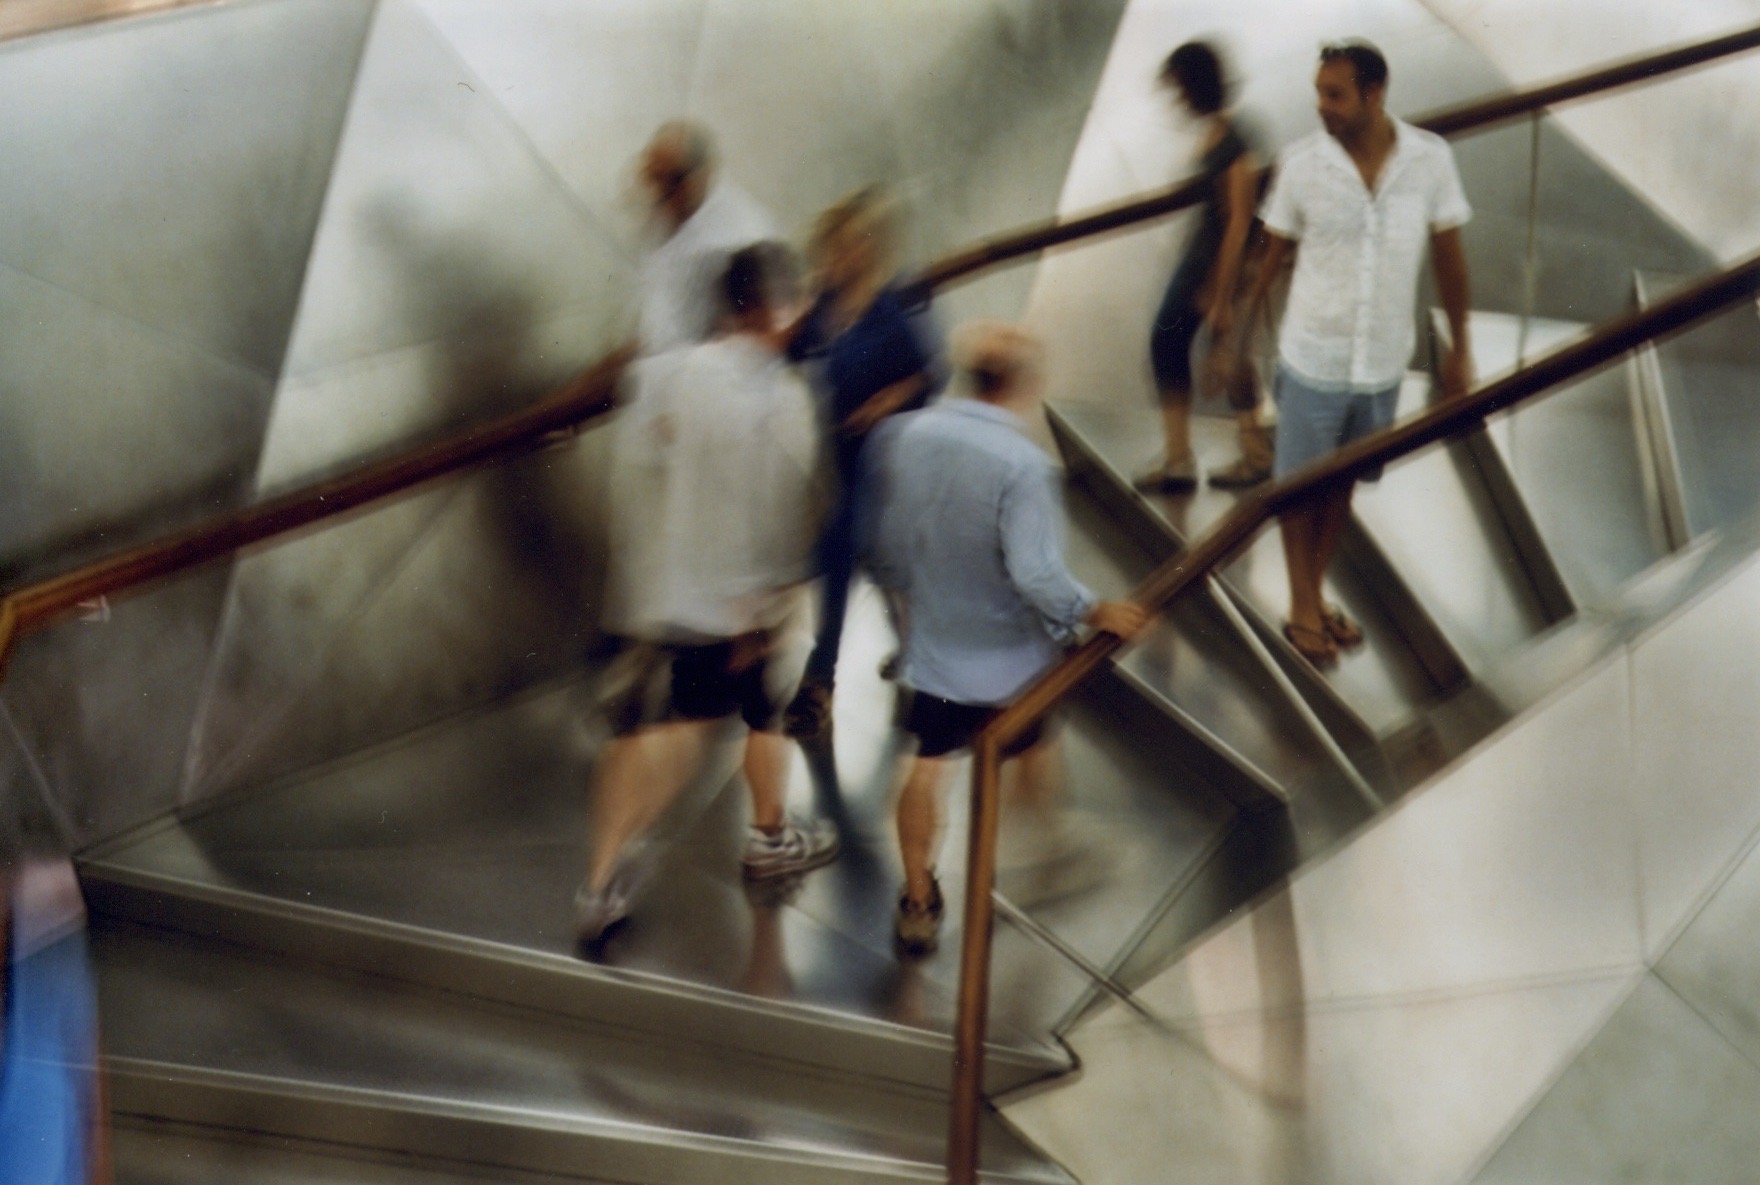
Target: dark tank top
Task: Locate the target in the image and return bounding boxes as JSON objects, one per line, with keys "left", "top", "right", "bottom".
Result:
{"left": 1166, "top": 119, "right": 1258, "bottom": 308}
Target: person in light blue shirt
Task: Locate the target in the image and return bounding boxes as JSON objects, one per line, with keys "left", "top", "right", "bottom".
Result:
{"left": 867, "top": 322, "right": 1146, "bottom": 955}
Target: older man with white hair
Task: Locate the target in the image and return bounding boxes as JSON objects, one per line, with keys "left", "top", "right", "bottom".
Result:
{"left": 866, "top": 322, "right": 1148, "bottom": 956}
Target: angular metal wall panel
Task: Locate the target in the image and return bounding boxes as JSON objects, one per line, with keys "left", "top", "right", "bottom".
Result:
{"left": 0, "top": 0, "right": 373, "bottom": 377}
{"left": 185, "top": 438, "right": 608, "bottom": 802}
{"left": 1131, "top": 655, "right": 1642, "bottom": 1013}
{"left": 0, "top": 263, "right": 271, "bottom": 565}
{"left": 1628, "top": 555, "right": 1760, "bottom": 959}
{"left": 4, "top": 568, "right": 234, "bottom": 847}
{"left": 0, "top": 0, "right": 375, "bottom": 849}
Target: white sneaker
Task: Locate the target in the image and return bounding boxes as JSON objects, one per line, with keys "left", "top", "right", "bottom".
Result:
{"left": 742, "top": 816, "right": 841, "bottom": 881}
{"left": 573, "top": 841, "right": 654, "bottom": 947}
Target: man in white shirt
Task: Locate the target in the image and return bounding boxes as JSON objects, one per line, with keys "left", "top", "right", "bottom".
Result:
{"left": 635, "top": 121, "right": 777, "bottom": 354}
{"left": 1245, "top": 41, "right": 1473, "bottom": 668}
{"left": 578, "top": 244, "right": 837, "bottom": 949}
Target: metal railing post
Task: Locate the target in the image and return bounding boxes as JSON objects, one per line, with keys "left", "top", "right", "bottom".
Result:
{"left": 948, "top": 734, "right": 1006, "bottom": 1185}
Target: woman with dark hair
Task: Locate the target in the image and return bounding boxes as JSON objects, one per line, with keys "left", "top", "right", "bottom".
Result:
{"left": 1138, "top": 39, "right": 1272, "bottom": 492}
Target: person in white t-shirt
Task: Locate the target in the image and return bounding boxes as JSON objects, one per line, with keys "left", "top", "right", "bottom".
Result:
{"left": 1244, "top": 41, "right": 1473, "bottom": 668}
{"left": 577, "top": 244, "right": 837, "bottom": 949}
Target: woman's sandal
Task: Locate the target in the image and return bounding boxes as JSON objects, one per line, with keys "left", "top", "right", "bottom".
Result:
{"left": 1282, "top": 620, "right": 1338, "bottom": 669}
{"left": 1321, "top": 605, "right": 1364, "bottom": 650}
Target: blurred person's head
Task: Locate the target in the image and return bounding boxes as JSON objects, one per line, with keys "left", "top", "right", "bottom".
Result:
{"left": 952, "top": 321, "right": 1042, "bottom": 407}
{"left": 1316, "top": 40, "right": 1388, "bottom": 141}
{"left": 720, "top": 241, "right": 803, "bottom": 339}
{"left": 639, "top": 120, "right": 715, "bottom": 233}
{"left": 1161, "top": 40, "right": 1230, "bottom": 118}
{"left": 810, "top": 185, "right": 899, "bottom": 297}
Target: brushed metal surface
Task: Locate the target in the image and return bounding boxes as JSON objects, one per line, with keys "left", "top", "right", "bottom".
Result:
{"left": 3, "top": 567, "right": 233, "bottom": 848}
{"left": 1471, "top": 975, "right": 1760, "bottom": 1185}
{"left": 1354, "top": 368, "right": 1554, "bottom": 672}
{"left": 1051, "top": 400, "right": 1439, "bottom": 738}
{"left": 1641, "top": 270, "right": 1760, "bottom": 535}
{"left": 1010, "top": 969, "right": 1632, "bottom": 1185}
{"left": 94, "top": 917, "right": 1073, "bottom": 1184}
{"left": 115, "top": 1120, "right": 623, "bottom": 1185}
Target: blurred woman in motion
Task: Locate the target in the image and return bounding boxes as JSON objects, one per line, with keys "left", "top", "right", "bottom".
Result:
{"left": 783, "top": 186, "right": 946, "bottom": 740}
{"left": 1139, "top": 39, "right": 1273, "bottom": 493}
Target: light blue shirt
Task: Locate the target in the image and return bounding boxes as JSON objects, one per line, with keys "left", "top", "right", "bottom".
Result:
{"left": 868, "top": 400, "right": 1096, "bottom": 705}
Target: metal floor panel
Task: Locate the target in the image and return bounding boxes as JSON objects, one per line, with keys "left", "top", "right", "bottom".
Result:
{"left": 85, "top": 569, "right": 1244, "bottom": 1050}
{"left": 116, "top": 1121, "right": 626, "bottom": 1185}
{"left": 95, "top": 918, "right": 1069, "bottom": 1185}
{"left": 1051, "top": 400, "right": 1443, "bottom": 738}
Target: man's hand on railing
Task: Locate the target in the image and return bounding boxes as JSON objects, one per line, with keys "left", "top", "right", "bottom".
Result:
{"left": 1085, "top": 600, "right": 1151, "bottom": 641}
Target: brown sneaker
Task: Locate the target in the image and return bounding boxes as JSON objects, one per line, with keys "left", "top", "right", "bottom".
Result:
{"left": 894, "top": 876, "right": 945, "bottom": 958}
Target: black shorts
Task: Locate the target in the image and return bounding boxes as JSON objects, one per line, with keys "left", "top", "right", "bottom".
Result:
{"left": 669, "top": 638, "right": 784, "bottom": 733}
{"left": 903, "top": 690, "right": 1050, "bottom": 759}
{"left": 598, "top": 637, "right": 785, "bottom": 735}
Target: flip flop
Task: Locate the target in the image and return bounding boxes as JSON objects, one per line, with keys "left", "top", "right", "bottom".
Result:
{"left": 1283, "top": 621, "right": 1337, "bottom": 669}
{"left": 1322, "top": 605, "right": 1363, "bottom": 650}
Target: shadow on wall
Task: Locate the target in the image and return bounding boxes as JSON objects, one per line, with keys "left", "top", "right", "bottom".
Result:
{"left": 363, "top": 195, "right": 604, "bottom": 629}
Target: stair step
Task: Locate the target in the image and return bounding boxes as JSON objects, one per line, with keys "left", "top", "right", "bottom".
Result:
{"left": 98, "top": 918, "right": 1071, "bottom": 1185}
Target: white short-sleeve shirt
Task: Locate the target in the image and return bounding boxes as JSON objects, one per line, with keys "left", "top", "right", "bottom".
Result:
{"left": 1260, "top": 118, "right": 1471, "bottom": 391}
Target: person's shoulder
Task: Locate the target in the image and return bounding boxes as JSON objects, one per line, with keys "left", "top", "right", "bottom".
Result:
{"left": 1276, "top": 130, "right": 1329, "bottom": 166}
{"left": 1396, "top": 119, "right": 1456, "bottom": 163}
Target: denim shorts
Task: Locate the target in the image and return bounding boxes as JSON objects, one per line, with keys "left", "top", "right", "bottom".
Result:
{"left": 1272, "top": 367, "right": 1401, "bottom": 482}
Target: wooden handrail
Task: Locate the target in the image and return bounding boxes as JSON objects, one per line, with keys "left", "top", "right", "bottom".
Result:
{"left": 0, "top": 347, "right": 631, "bottom": 680}
{"left": 945, "top": 247, "right": 1760, "bottom": 1183}
{"left": 912, "top": 21, "right": 1760, "bottom": 297}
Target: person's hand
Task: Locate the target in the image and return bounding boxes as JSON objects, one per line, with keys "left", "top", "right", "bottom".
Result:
{"left": 841, "top": 401, "right": 886, "bottom": 437}
{"left": 1203, "top": 338, "right": 1240, "bottom": 396}
{"left": 1205, "top": 300, "right": 1235, "bottom": 345}
{"left": 1086, "top": 600, "right": 1151, "bottom": 640}
{"left": 1440, "top": 342, "right": 1472, "bottom": 400}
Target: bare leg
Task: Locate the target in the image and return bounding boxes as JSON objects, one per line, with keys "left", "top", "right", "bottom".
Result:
{"left": 584, "top": 721, "right": 713, "bottom": 891}
{"left": 743, "top": 729, "right": 791, "bottom": 833}
{"left": 896, "top": 756, "right": 949, "bottom": 907}
{"left": 1005, "top": 732, "right": 1063, "bottom": 815}
{"left": 1313, "top": 483, "right": 1355, "bottom": 575}
{"left": 1159, "top": 393, "right": 1194, "bottom": 465}
{"left": 1280, "top": 505, "right": 1326, "bottom": 635}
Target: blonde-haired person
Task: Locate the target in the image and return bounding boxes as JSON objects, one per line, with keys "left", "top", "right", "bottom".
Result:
{"left": 782, "top": 185, "right": 947, "bottom": 740}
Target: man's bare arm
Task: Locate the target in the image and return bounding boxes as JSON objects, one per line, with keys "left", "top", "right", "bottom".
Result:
{"left": 1236, "top": 230, "right": 1293, "bottom": 353}
{"left": 1431, "top": 226, "right": 1472, "bottom": 399}
{"left": 1204, "top": 153, "right": 1263, "bottom": 340}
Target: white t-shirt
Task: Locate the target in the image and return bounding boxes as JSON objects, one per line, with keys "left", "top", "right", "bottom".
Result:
{"left": 1261, "top": 118, "right": 1472, "bottom": 391}
{"left": 637, "top": 182, "right": 777, "bottom": 354}
{"left": 606, "top": 337, "right": 821, "bottom": 642}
